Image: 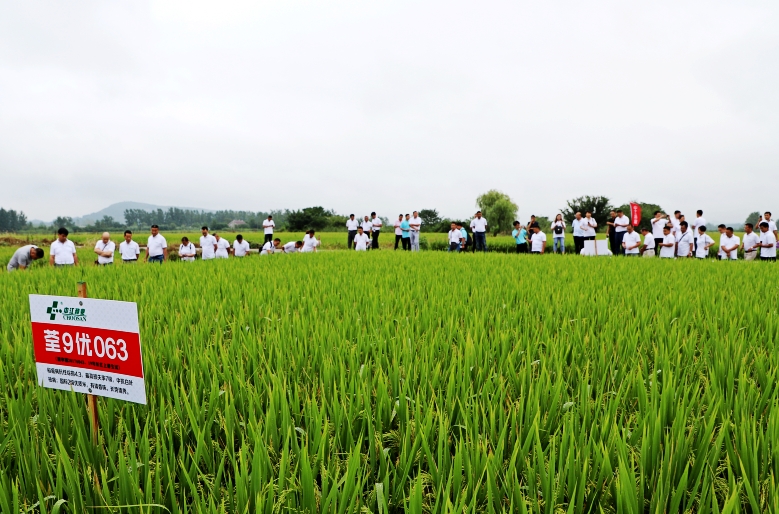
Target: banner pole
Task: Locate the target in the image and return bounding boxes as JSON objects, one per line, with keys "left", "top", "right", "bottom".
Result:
{"left": 77, "top": 281, "right": 100, "bottom": 446}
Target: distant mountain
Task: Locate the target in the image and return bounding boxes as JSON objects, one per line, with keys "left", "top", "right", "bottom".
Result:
{"left": 32, "top": 201, "right": 214, "bottom": 226}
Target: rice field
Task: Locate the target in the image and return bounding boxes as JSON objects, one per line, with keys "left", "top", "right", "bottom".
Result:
{"left": 1, "top": 249, "right": 778, "bottom": 513}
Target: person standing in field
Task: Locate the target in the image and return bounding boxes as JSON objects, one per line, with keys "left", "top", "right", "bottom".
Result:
{"left": 50, "top": 227, "right": 78, "bottom": 267}
{"left": 458, "top": 222, "right": 469, "bottom": 252}
{"left": 530, "top": 226, "right": 547, "bottom": 254}
{"left": 393, "top": 214, "right": 403, "bottom": 250}
{"left": 670, "top": 211, "right": 682, "bottom": 239}
{"left": 550, "top": 214, "right": 566, "bottom": 254}
{"left": 651, "top": 211, "right": 667, "bottom": 252}
{"left": 262, "top": 216, "right": 275, "bottom": 245}
{"left": 756, "top": 222, "right": 777, "bottom": 261}
{"left": 179, "top": 237, "right": 196, "bottom": 262}
{"left": 7, "top": 244, "right": 44, "bottom": 272}
{"left": 447, "top": 222, "right": 463, "bottom": 252}
{"left": 353, "top": 227, "right": 370, "bottom": 251}
{"left": 261, "top": 238, "right": 282, "bottom": 255}
{"left": 606, "top": 210, "right": 617, "bottom": 254}
{"left": 282, "top": 240, "right": 303, "bottom": 253}
{"left": 639, "top": 227, "right": 655, "bottom": 257}
{"left": 693, "top": 210, "right": 707, "bottom": 252}
{"left": 94, "top": 232, "right": 115, "bottom": 266}
{"left": 760, "top": 212, "right": 778, "bottom": 240}
{"left": 720, "top": 227, "right": 740, "bottom": 260}
{"left": 200, "top": 226, "right": 217, "bottom": 260}
{"left": 361, "top": 216, "right": 373, "bottom": 249}
{"left": 371, "top": 212, "right": 382, "bottom": 249}
{"left": 302, "top": 230, "right": 320, "bottom": 253}
{"left": 233, "top": 234, "right": 250, "bottom": 257}
{"left": 675, "top": 221, "right": 693, "bottom": 258}
{"left": 612, "top": 209, "right": 630, "bottom": 256}
{"left": 346, "top": 214, "right": 359, "bottom": 250}
{"left": 572, "top": 212, "right": 584, "bottom": 254}
{"left": 409, "top": 211, "right": 422, "bottom": 251}
{"left": 470, "top": 211, "right": 488, "bottom": 252}
{"left": 400, "top": 214, "right": 411, "bottom": 251}
{"left": 581, "top": 211, "right": 597, "bottom": 242}
{"left": 214, "top": 233, "right": 231, "bottom": 258}
{"left": 146, "top": 225, "right": 167, "bottom": 263}
{"left": 658, "top": 226, "right": 676, "bottom": 259}
{"left": 694, "top": 227, "right": 715, "bottom": 259}
{"left": 742, "top": 223, "right": 760, "bottom": 261}
{"left": 715, "top": 225, "right": 727, "bottom": 260}
{"left": 119, "top": 230, "right": 140, "bottom": 263}
{"left": 512, "top": 221, "right": 528, "bottom": 253}
{"left": 621, "top": 224, "right": 641, "bottom": 256}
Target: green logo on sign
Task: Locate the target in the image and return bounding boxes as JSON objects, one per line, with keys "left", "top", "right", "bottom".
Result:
{"left": 46, "top": 301, "right": 86, "bottom": 321}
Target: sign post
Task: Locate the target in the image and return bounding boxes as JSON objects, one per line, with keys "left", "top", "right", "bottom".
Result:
{"left": 77, "top": 282, "right": 100, "bottom": 445}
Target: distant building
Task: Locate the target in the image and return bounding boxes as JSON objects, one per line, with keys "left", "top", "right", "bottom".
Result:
{"left": 227, "top": 220, "right": 247, "bottom": 229}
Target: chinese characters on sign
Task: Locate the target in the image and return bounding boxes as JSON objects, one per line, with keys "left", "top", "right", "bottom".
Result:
{"left": 30, "top": 295, "right": 146, "bottom": 405}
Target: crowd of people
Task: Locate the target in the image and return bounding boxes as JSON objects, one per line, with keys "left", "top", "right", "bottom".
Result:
{"left": 5, "top": 210, "right": 778, "bottom": 272}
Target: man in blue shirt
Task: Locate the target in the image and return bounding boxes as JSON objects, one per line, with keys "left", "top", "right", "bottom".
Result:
{"left": 457, "top": 222, "right": 468, "bottom": 252}
{"left": 400, "top": 214, "right": 411, "bottom": 251}
{"left": 512, "top": 221, "right": 528, "bottom": 253}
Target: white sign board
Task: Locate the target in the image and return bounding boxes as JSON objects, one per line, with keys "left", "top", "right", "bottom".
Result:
{"left": 581, "top": 240, "right": 613, "bottom": 256}
{"left": 29, "top": 295, "right": 146, "bottom": 405}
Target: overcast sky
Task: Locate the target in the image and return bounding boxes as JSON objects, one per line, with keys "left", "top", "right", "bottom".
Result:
{"left": 1, "top": 0, "right": 777, "bottom": 223}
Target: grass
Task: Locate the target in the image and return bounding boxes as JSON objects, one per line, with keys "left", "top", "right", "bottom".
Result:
{"left": 1, "top": 250, "right": 778, "bottom": 512}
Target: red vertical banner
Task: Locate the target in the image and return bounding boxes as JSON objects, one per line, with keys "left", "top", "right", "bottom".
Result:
{"left": 630, "top": 203, "right": 641, "bottom": 226}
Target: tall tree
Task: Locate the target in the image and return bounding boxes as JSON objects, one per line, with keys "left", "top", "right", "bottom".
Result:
{"left": 745, "top": 211, "right": 761, "bottom": 227}
{"left": 475, "top": 190, "right": 519, "bottom": 235}
{"left": 561, "top": 196, "right": 613, "bottom": 230}
{"left": 286, "top": 206, "right": 334, "bottom": 231}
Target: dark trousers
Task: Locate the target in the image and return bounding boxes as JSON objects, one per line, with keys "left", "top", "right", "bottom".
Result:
{"left": 264, "top": 234, "right": 273, "bottom": 244}
{"left": 401, "top": 237, "right": 410, "bottom": 251}
{"left": 609, "top": 235, "right": 618, "bottom": 254}
{"left": 395, "top": 234, "right": 402, "bottom": 249}
{"left": 347, "top": 230, "right": 357, "bottom": 250}
{"left": 574, "top": 236, "right": 584, "bottom": 254}
{"left": 372, "top": 231, "right": 380, "bottom": 249}
{"left": 614, "top": 231, "right": 625, "bottom": 255}
{"left": 449, "top": 242, "right": 460, "bottom": 252}
{"left": 516, "top": 243, "right": 528, "bottom": 253}
{"left": 473, "top": 232, "right": 487, "bottom": 252}
{"left": 654, "top": 238, "right": 664, "bottom": 251}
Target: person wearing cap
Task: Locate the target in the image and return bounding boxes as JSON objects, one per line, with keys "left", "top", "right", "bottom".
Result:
{"left": 346, "top": 214, "right": 359, "bottom": 250}
{"left": 93, "top": 232, "right": 115, "bottom": 265}
{"left": 370, "top": 212, "right": 382, "bottom": 249}
{"left": 145, "top": 225, "right": 167, "bottom": 263}
{"left": 50, "top": 227, "right": 78, "bottom": 266}
{"left": 118, "top": 230, "right": 140, "bottom": 263}
{"left": 179, "top": 237, "right": 197, "bottom": 262}
{"left": 694, "top": 227, "right": 715, "bottom": 259}
{"left": 639, "top": 227, "right": 655, "bottom": 257}
{"left": 756, "top": 222, "right": 777, "bottom": 261}
{"left": 719, "top": 227, "right": 740, "bottom": 260}
{"left": 621, "top": 224, "right": 641, "bottom": 256}
{"left": 7, "top": 244, "right": 44, "bottom": 272}
{"left": 409, "top": 211, "right": 422, "bottom": 251}
{"left": 261, "top": 238, "right": 282, "bottom": 255}
{"left": 742, "top": 223, "right": 760, "bottom": 261}
{"left": 200, "top": 226, "right": 217, "bottom": 260}
{"left": 233, "top": 234, "right": 251, "bottom": 257}
{"left": 470, "top": 211, "right": 488, "bottom": 252}
{"left": 262, "top": 216, "right": 275, "bottom": 245}
{"left": 214, "top": 233, "right": 231, "bottom": 258}
{"left": 393, "top": 214, "right": 403, "bottom": 250}
{"left": 613, "top": 209, "right": 630, "bottom": 256}
{"left": 571, "top": 212, "right": 584, "bottom": 254}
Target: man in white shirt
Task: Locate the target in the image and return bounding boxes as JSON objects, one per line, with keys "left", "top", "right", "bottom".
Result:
{"left": 613, "top": 209, "right": 630, "bottom": 255}
{"left": 695, "top": 227, "right": 715, "bottom": 259}
{"left": 693, "top": 210, "right": 707, "bottom": 252}
{"left": 370, "top": 212, "right": 383, "bottom": 250}
{"left": 179, "top": 237, "right": 197, "bottom": 262}
{"left": 719, "top": 227, "right": 740, "bottom": 260}
{"left": 233, "top": 234, "right": 251, "bottom": 257}
{"left": 346, "top": 214, "right": 359, "bottom": 250}
{"left": 302, "top": 230, "right": 320, "bottom": 253}
{"left": 742, "top": 223, "right": 760, "bottom": 261}
{"left": 261, "top": 238, "right": 282, "bottom": 255}
{"left": 530, "top": 226, "right": 547, "bottom": 254}
{"left": 393, "top": 214, "right": 403, "bottom": 250}
{"left": 262, "top": 216, "right": 275, "bottom": 245}
{"left": 572, "top": 212, "right": 584, "bottom": 254}
{"left": 651, "top": 211, "right": 667, "bottom": 251}
{"left": 621, "top": 225, "right": 641, "bottom": 256}
{"left": 214, "top": 233, "right": 230, "bottom": 258}
{"left": 640, "top": 228, "right": 655, "bottom": 257}
{"left": 145, "top": 225, "right": 167, "bottom": 263}
{"left": 282, "top": 241, "right": 303, "bottom": 253}
{"left": 716, "top": 225, "right": 727, "bottom": 260}
{"left": 756, "top": 222, "right": 778, "bottom": 261}
{"left": 470, "top": 211, "right": 488, "bottom": 252}
{"left": 670, "top": 211, "right": 681, "bottom": 238}
{"left": 119, "top": 230, "right": 140, "bottom": 263}
{"left": 448, "top": 222, "right": 463, "bottom": 252}
{"left": 200, "top": 226, "right": 217, "bottom": 260}
{"left": 658, "top": 226, "right": 676, "bottom": 259}
{"left": 361, "top": 216, "right": 373, "bottom": 249}
{"left": 409, "top": 211, "right": 422, "bottom": 251}
{"left": 762, "top": 212, "right": 778, "bottom": 240}
{"left": 94, "top": 232, "right": 115, "bottom": 265}
{"left": 675, "top": 221, "right": 693, "bottom": 258}
{"left": 50, "top": 227, "right": 78, "bottom": 267}
{"left": 353, "top": 227, "right": 370, "bottom": 251}
{"left": 580, "top": 211, "right": 597, "bottom": 240}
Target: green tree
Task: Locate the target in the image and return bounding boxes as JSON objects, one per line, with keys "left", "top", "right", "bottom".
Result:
{"left": 616, "top": 201, "right": 665, "bottom": 232}
{"left": 561, "top": 196, "right": 613, "bottom": 231}
{"left": 745, "top": 211, "right": 761, "bottom": 228}
{"left": 418, "top": 209, "right": 442, "bottom": 232}
{"left": 286, "top": 206, "right": 334, "bottom": 231}
{"left": 475, "top": 190, "right": 519, "bottom": 236}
